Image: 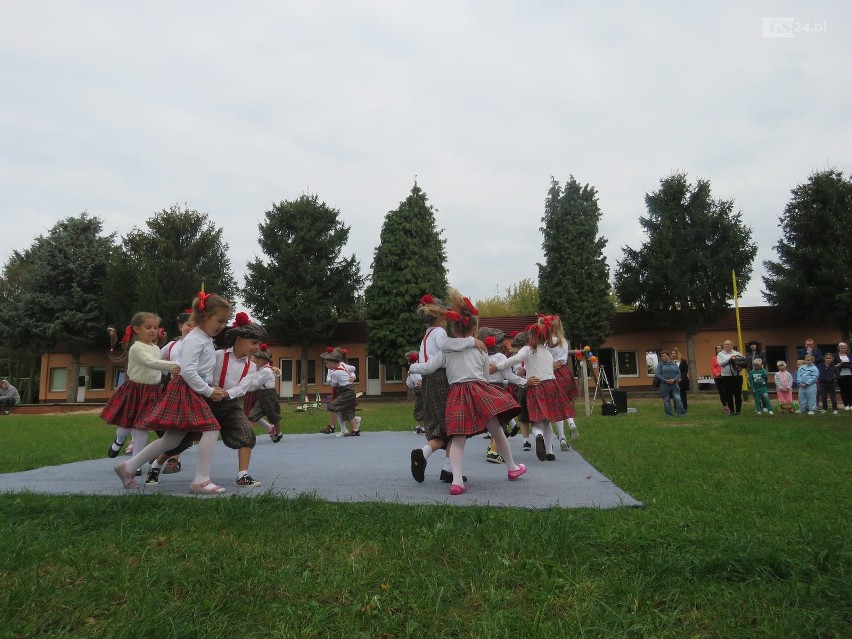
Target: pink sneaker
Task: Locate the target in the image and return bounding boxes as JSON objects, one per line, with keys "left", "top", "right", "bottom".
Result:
{"left": 508, "top": 464, "right": 527, "bottom": 481}
{"left": 449, "top": 484, "right": 466, "bottom": 495}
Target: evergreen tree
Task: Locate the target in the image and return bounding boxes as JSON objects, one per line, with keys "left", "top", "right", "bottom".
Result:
{"left": 614, "top": 173, "right": 756, "bottom": 389}
{"left": 103, "top": 204, "right": 238, "bottom": 336}
{"left": 763, "top": 169, "right": 852, "bottom": 339}
{"left": 242, "top": 194, "right": 364, "bottom": 397}
{"left": 364, "top": 183, "right": 448, "bottom": 364}
{"left": 0, "top": 213, "right": 115, "bottom": 402}
{"left": 0, "top": 251, "right": 43, "bottom": 402}
{"left": 538, "top": 176, "right": 614, "bottom": 349}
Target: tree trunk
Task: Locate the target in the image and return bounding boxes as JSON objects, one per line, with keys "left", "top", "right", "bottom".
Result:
{"left": 685, "top": 332, "right": 698, "bottom": 393}
{"left": 299, "top": 342, "right": 309, "bottom": 401}
{"left": 68, "top": 352, "right": 80, "bottom": 403}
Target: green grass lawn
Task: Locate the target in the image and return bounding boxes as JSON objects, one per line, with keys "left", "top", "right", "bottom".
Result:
{"left": 1, "top": 396, "right": 850, "bottom": 638}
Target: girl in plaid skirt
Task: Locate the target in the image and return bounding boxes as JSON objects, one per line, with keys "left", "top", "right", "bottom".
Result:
{"left": 102, "top": 313, "right": 180, "bottom": 464}
{"left": 440, "top": 290, "right": 527, "bottom": 495}
{"left": 541, "top": 315, "right": 579, "bottom": 450}
{"left": 493, "top": 323, "right": 574, "bottom": 462}
{"left": 114, "top": 292, "right": 231, "bottom": 494}
{"left": 407, "top": 294, "right": 478, "bottom": 485}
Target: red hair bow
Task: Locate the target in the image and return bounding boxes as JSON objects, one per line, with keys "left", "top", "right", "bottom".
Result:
{"left": 407, "top": 352, "right": 418, "bottom": 363}
{"left": 157, "top": 328, "right": 165, "bottom": 339}
{"left": 326, "top": 346, "right": 334, "bottom": 353}
{"left": 484, "top": 336, "right": 496, "bottom": 348}
{"left": 463, "top": 297, "right": 479, "bottom": 316}
{"left": 511, "top": 330, "right": 519, "bottom": 338}
{"left": 420, "top": 294, "right": 434, "bottom": 305}
{"left": 120, "top": 325, "right": 133, "bottom": 344}
{"left": 445, "top": 310, "right": 462, "bottom": 322}
{"left": 197, "top": 291, "right": 211, "bottom": 311}
{"left": 233, "top": 312, "right": 250, "bottom": 327}
{"left": 341, "top": 348, "right": 348, "bottom": 356}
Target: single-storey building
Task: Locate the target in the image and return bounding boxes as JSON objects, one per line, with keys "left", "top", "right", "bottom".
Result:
{"left": 38, "top": 306, "right": 844, "bottom": 403}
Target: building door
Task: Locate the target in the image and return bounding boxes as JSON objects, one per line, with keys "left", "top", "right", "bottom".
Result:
{"left": 597, "top": 349, "right": 617, "bottom": 388}
{"left": 366, "top": 356, "right": 381, "bottom": 396}
{"left": 77, "top": 366, "right": 88, "bottom": 402}
{"left": 278, "top": 358, "right": 293, "bottom": 398}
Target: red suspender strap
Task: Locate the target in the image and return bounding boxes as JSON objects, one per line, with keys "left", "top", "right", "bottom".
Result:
{"left": 218, "top": 351, "right": 230, "bottom": 388}
{"left": 167, "top": 341, "right": 176, "bottom": 359}
{"left": 218, "top": 351, "right": 252, "bottom": 388}
{"left": 422, "top": 328, "right": 435, "bottom": 363}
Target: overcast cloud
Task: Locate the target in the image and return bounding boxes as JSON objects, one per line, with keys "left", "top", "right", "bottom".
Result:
{"left": 1, "top": 1, "right": 849, "bottom": 312}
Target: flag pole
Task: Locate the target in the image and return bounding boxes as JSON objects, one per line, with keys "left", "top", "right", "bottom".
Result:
{"left": 732, "top": 270, "right": 747, "bottom": 395}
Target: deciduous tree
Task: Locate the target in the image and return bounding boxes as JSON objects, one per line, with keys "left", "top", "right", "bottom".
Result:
{"left": 242, "top": 194, "right": 364, "bottom": 397}
{"left": 763, "top": 169, "right": 852, "bottom": 339}
{"left": 614, "top": 173, "right": 756, "bottom": 390}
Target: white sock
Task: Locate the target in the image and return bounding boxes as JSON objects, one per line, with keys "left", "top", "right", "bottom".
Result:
{"left": 131, "top": 428, "right": 148, "bottom": 456}
{"left": 568, "top": 418, "right": 576, "bottom": 427}
{"left": 354, "top": 416, "right": 361, "bottom": 427}
{"left": 112, "top": 427, "right": 132, "bottom": 451}
{"left": 150, "top": 460, "right": 164, "bottom": 471}
{"left": 442, "top": 457, "right": 452, "bottom": 472}
{"left": 237, "top": 470, "right": 248, "bottom": 479}
{"left": 485, "top": 418, "right": 517, "bottom": 470}
{"left": 125, "top": 430, "right": 184, "bottom": 471}
{"left": 421, "top": 445, "right": 433, "bottom": 460}
{"left": 544, "top": 424, "right": 554, "bottom": 454}
{"left": 449, "top": 435, "right": 465, "bottom": 487}
{"left": 553, "top": 420, "right": 566, "bottom": 441}
{"left": 193, "top": 430, "right": 219, "bottom": 484}
{"left": 257, "top": 417, "right": 274, "bottom": 433}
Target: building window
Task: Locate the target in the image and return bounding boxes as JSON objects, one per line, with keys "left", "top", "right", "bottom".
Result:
{"left": 617, "top": 351, "right": 639, "bottom": 377}
{"left": 348, "top": 358, "right": 360, "bottom": 382}
{"left": 297, "top": 360, "right": 316, "bottom": 386}
{"left": 88, "top": 366, "right": 107, "bottom": 391}
{"left": 384, "top": 361, "right": 404, "bottom": 384}
{"left": 764, "top": 346, "right": 788, "bottom": 373}
{"left": 113, "top": 368, "right": 126, "bottom": 389}
{"left": 49, "top": 368, "right": 67, "bottom": 392}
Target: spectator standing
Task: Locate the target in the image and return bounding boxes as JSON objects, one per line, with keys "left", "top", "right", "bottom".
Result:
{"left": 654, "top": 351, "right": 685, "bottom": 417}
{"left": 834, "top": 342, "right": 852, "bottom": 410}
{"left": 711, "top": 345, "right": 727, "bottom": 413}
{"left": 671, "top": 347, "right": 690, "bottom": 412}
{"left": 716, "top": 340, "right": 745, "bottom": 415}
{"left": 818, "top": 353, "right": 840, "bottom": 414}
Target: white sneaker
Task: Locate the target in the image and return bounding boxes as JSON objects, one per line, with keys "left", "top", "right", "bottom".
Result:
{"left": 762, "top": 408, "right": 769, "bottom": 413}
{"left": 559, "top": 438, "right": 569, "bottom": 452}
{"left": 808, "top": 411, "right": 816, "bottom": 415}
{"left": 833, "top": 410, "right": 839, "bottom": 414}
{"left": 569, "top": 425, "right": 579, "bottom": 441}
{"left": 768, "top": 411, "right": 774, "bottom": 415}
{"left": 337, "top": 430, "right": 348, "bottom": 437}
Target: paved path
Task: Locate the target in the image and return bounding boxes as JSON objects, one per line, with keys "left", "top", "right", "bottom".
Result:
{"left": 0, "top": 432, "right": 643, "bottom": 509}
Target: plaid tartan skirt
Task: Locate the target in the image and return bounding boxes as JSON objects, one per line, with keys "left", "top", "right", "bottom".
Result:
{"left": 555, "top": 365, "right": 579, "bottom": 401}
{"left": 100, "top": 380, "right": 163, "bottom": 427}
{"left": 526, "top": 378, "right": 574, "bottom": 423}
{"left": 412, "top": 387, "right": 424, "bottom": 422}
{"left": 445, "top": 381, "right": 520, "bottom": 437}
{"left": 421, "top": 369, "right": 450, "bottom": 442}
{"left": 329, "top": 385, "right": 357, "bottom": 422}
{"left": 242, "top": 390, "right": 257, "bottom": 417}
{"left": 143, "top": 376, "right": 220, "bottom": 431}
{"left": 248, "top": 388, "right": 281, "bottom": 425}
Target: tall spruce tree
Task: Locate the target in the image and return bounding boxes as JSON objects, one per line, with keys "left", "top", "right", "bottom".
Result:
{"left": 614, "top": 173, "right": 756, "bottom": 389}
{"left": 102, "top": 205, "right": 237, "bottom": 337}
{"left": 0, "top": 213, "right": 115, "bottom": 402}
{"left": 538, "top": 176, "right": 614, "bottom": 349}
{"left": 364, "top": 183, "right": 448, "bottom": 364}
{"left": 763, "top": 169, "right": 852, "bottom": 339}
{"left": 242, "top": 194, "right": 364, "bottom": 397}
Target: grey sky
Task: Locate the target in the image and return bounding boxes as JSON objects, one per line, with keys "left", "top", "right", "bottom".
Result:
{"left": 1, "top": 1, "right": 849, "bottom": 312}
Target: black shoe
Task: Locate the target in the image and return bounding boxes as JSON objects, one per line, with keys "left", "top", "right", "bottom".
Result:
{"left": 438, "top": 470, "right": 467, "bottom": 483}
{"left": 509, "top": 424, "right": 520, "bottom": 437}
{"left": 535, "top": 434, "right": 547, "bottom": 461}
{"left": 107, "top": 440, "right": 123, "bottom": 459}
{"left": 411, "top": 449, "right": 426, "bottom": 483}
{"left": 236, "top": 474, "right": 261, "bottom": 487}
{"left": 145, "top": 467, "right": 161, "bottom": 486}
{"left": 546, "top": 454, "right": 556, "bottom": 461}
{"left": 272, "top": 432, "right": 283, "bottom": 443}
{"left": 134, "top": 467, "right": 142, "bottom": 477}
{"left": 523, "top": 441, "right": 532, "bottom": 452}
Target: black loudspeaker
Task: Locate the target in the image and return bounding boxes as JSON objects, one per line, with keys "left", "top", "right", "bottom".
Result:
{"left": 610, "top": 390, "right": 628, "bottom": 414}
{"left": 601, "top": 402, "right": 618, "bottom": 416}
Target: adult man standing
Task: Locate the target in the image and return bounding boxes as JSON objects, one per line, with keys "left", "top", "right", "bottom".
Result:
{"left": 654, "top": 351, "right": 685, "bottom": 417}
{"left": 0, "top": 379, "right": 20, "bottom": 415}
{"left": 797, "top": 338, "right": 824, "bottom": 365}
